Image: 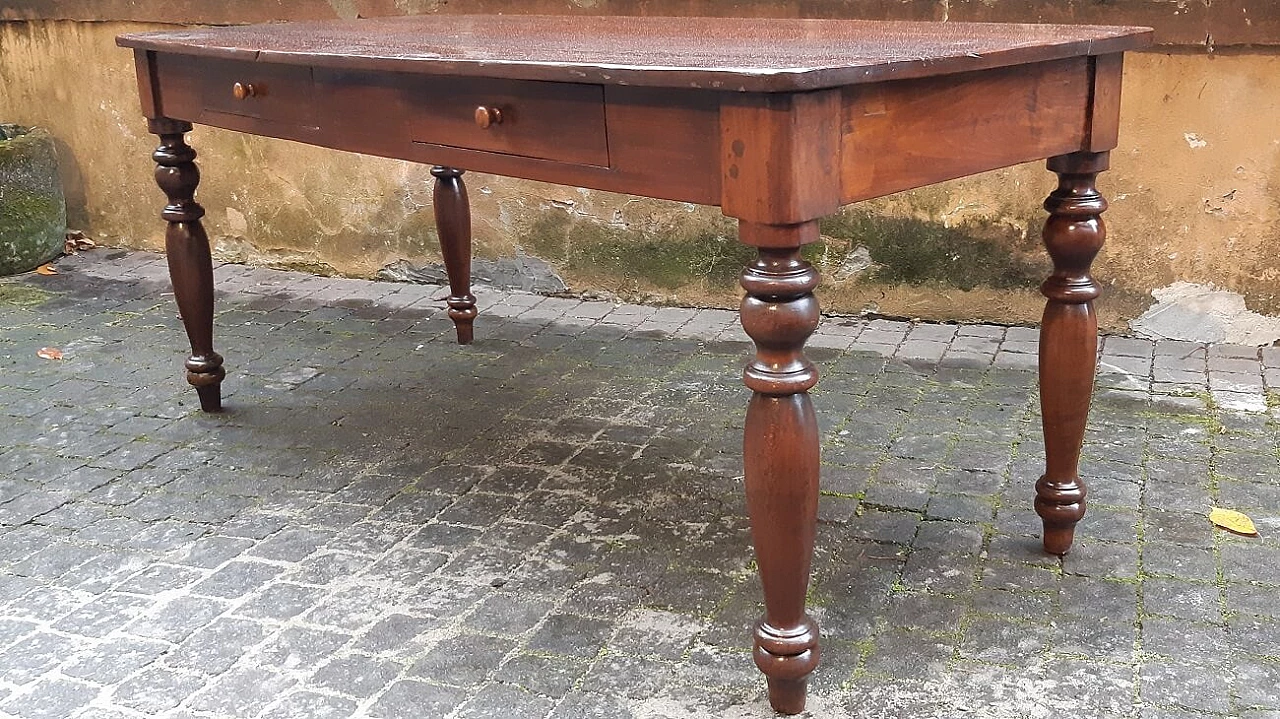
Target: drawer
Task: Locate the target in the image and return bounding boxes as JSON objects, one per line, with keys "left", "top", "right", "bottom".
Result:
{"left": 155, "top": 55, "right": 317, "bottom": 127}
{"left": 402, "top": 76, "right": 609, "bottom": 167}
{"left": 201, "top": 59, "right": 316, "bottom": 126}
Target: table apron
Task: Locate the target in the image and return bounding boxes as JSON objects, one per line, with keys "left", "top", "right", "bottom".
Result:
{"left": 147, "top": 51, "right": 724, "bottom": 206}
{"left": 143, "top": 51, "right": 1115, "bottom": 216}
{"left": 840, "top": 56, "right": 1096, "bottom": 203}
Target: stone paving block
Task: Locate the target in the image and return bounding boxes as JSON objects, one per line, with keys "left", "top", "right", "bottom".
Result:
{"left": 896, "top": 340, "right": 947, "bottom": 362}
{"left": 493, "top": 653, "right": 589, "bottom": 699}
{"left": 1235, "top": 658, "right": 1280, "bottom": 709}
{"left": 903, "top": 322, "right": 957, "bottom": 342}
{"left": 164, "top": 616, "right": 270, "bottom": 675}
{"left": 63, "top": 635, "right": 169, "bottom": 684}
{"left": 528, "top": 613, "right": 615, "bottom": 658}
{"left": 2, "top": 630, "right": 84, "bottom": 684}
{"left": 368, "top": 679, "right": 469, "bottom": 718}
{"left": 311, "top": 653, "right": 404, "bottom": 698}
{"left": 109, "top": 666, "right": 207, "bottom": 714}
{"left": 53, "top": 592, "right": 153, "bottom": 638}
{"left": 189, "top": 560, "right": 282, "bottom": 599}
{"left": 1, "top": 677, "right": 100, "bottom": 719}
{"left": 259, "top": 690, "right": 359, "bottom": 719}
{"left": 963, "top": 616, "right": 1052, "bottom": 665}
{"left": 455, "top": 682, "right": 557, "bottom": 719}
{"left": 408, "top": 632, "right": 516, "bottom": 686}
{"left": 125, "top": 596, "right": 229, "bottom": 643}
{"left": 1104, "top": 335, "right": 1156, "bottom": 358}
{"left": 546, "top": 691, "right": 636, "bottom": 719}
{"left": 184, "top": 666, "right": 298, "bottom": 716}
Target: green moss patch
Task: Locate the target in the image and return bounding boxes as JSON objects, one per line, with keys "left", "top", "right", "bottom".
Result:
{"left": 0, "top": 125, "right": 67, "bottom": 276}
{"left": 821, "top": 209, "right": 1044, "bottom": 291}
{"left": 519, "top": 210, "right": 753, "bottom": 291}
{"left": 0, "top": 281, "right": 51, "bottom": 307}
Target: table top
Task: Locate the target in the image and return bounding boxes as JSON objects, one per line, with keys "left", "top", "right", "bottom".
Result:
{"left": 118, "top": 15, "right": 1152, "bottom": 92}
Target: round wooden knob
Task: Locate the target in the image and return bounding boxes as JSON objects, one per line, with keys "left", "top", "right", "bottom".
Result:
{"left": 232, "top": 82, "right": 258, "bottom": 100}
{"left": 474, "top": 106, "right": 503, "bottom": 129}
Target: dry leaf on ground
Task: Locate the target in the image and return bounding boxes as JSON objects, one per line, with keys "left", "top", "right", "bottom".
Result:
{"left": 35, "top": 264, "right": 58, "bottom": 275}
{"left": 36, "top": 347, "right": 64, "bottom": 361}
{"left": 65, "top": 230, "right": 96, "bottom": 254}
{"left": 1209, "top": 507, "right": 1259, "bottom": 536}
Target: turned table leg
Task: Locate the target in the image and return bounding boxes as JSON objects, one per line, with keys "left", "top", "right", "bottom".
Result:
{"left": 150, "top": 118, "right": 224, "bottom": 413}
{"left": 431, "top": 166, "right": 477, "bottom": 345}
{"left": 738, "top": 222, "right": 821, "bottom": 714}
{"left": 1036, "top": 151, "right": 1109, "bottom": 555}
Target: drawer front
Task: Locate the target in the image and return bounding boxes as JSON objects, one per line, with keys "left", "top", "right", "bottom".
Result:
{"left": 201, "top": 59, "right": 316, "bottom": 126}
{"left": 156, "top": 55, "right": 317, "bottom": 127}
{"left": 404, "top": 77, "right": 609, "bottom": 166}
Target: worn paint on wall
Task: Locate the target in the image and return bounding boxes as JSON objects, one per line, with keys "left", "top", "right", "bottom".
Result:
{"left": 1, "top": 20, "right": 1278, "bottom": 329}
{"left": 1110, "top": 51, "right": 1280, "bottom": 312}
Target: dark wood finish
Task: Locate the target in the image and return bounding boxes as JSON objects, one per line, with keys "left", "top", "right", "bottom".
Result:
{"left": 403, "top": 77, "right": 609, "bottom": 167}
{"left": 133, "top": 50, "right": 160, "bottom": 118}
{"left": 118, "top": 16, "right": 1151, "bottom": 92}
{"left": 121, "top": 17, "right": 1152, "bottom": 714}
{"left": 840, "top": 57, "right": 1090, "bottom": 203}
{"left": 196, "top": 57, "right": 318, "bottom": 127}
{"left": 431, "top": 166, "right": 477, "bottom": 345}
{"left": 150, "top": 57, "right": 720, "bottom": 205}
{"left": 149, "top": 118, "right": 225, "bottom": 413}
{"left": 1087, "top": 54, "right": 1126, "bottom": 153}
{"left": 141, "top": 49, "right": 1136, "bottom": 212}
{"left": 721, "top": 90, "right": 842, "bottom": 225}
{"left": 739, "top": 225, "right": 822, "bottom": 714}
{"left": 1037, "top": 150, "right": 1110, "bottom": 556}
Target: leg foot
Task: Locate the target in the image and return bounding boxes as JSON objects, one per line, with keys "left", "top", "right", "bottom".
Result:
{"left": 738, "top": 222, "right": 822, "bottom": 714}
{"left": 195, "top": 383, "right": 223, "bottom": 413}
{"left": 432, "top": 166, "right": 477, "bottom": 345}
{"left": 756, "top": 617, "right": 818, "bottom": 714}
{"left": 766, "top": 678, "right": 809, "bottom": 715}
{"left": 1037, "top": 151, "right": 1109, "bottom": 555}
{"left": 1041, "top": 523, "right": 1077, "bottom": 557}
{"left": 151, "top": 118, "right": 225, "bottom": 413}
{"left": 449, "top": 308, "right": 475, "bottom": 345}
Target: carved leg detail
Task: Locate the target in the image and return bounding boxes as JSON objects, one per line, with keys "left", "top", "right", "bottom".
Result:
{"left": 150, "top": 118, "right": 224, "bottom": 413}
{"left": 1037, "top": 151, "right": 1109, "bottom": 555}
{"left": 739, "top": 224, "right": 821, "bottom": 715}
{"left": 432, "top": 166, "right": 477, "bottom": 345}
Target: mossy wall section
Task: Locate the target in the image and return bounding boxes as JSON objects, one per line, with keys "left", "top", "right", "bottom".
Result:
{"left": 0, "top": 125, "right": 65, "bottom": 275}
{"left": 1, "top": 21, "right": 1278, "bottom": 329}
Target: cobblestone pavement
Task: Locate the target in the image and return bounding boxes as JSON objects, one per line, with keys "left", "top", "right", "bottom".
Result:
{"left": 1, "top": 249, "right": 1278, "bottom": 719}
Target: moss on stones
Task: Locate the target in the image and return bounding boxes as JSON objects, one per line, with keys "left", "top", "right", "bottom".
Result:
{"left": 519, "top": 210, "right": 753, "bottom": 292}
{"left": 516, "top": 203, "right": 1052, "bottom": 308}
{"left": 0, "top": 125, "right": 66, "bottom": 276}
{"left": 0, "top": 281, "right": 51, "bottom": 307}
{"left": 820, "top": 209, "right": 1044, "bottom": 292}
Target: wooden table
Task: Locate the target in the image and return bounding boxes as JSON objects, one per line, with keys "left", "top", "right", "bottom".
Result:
{"left": 119, "top": 17, "right": 1151, "bottom": 714}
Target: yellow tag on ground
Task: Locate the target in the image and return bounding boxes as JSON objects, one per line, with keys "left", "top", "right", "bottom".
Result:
{"left": 1209, "top": 508, "right": 1259, "bottom": 536}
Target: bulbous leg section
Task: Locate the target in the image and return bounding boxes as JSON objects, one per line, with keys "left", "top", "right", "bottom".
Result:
{"left": 150, "top": 118, "right": 224, "bottom": 412}
{"left": 755, "top": 619, "right": 821, "bottom": 713}
{"left": 1037, "top": 151, "right": 1109, "bottom": 555}
{"left": 432, "top": 166, "right": 477, "bottom": 345}
{"left": 738, "top": 225, "right": 822, "bottom": 714}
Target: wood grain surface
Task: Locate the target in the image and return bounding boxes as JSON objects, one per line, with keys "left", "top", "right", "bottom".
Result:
{"left": 118, "top": 15, "right": 1152, "bottom": 92}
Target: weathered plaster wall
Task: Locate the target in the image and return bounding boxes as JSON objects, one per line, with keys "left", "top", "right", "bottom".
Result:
{"left": 1, "top": 12, "right": 1278, "bottom": 329}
